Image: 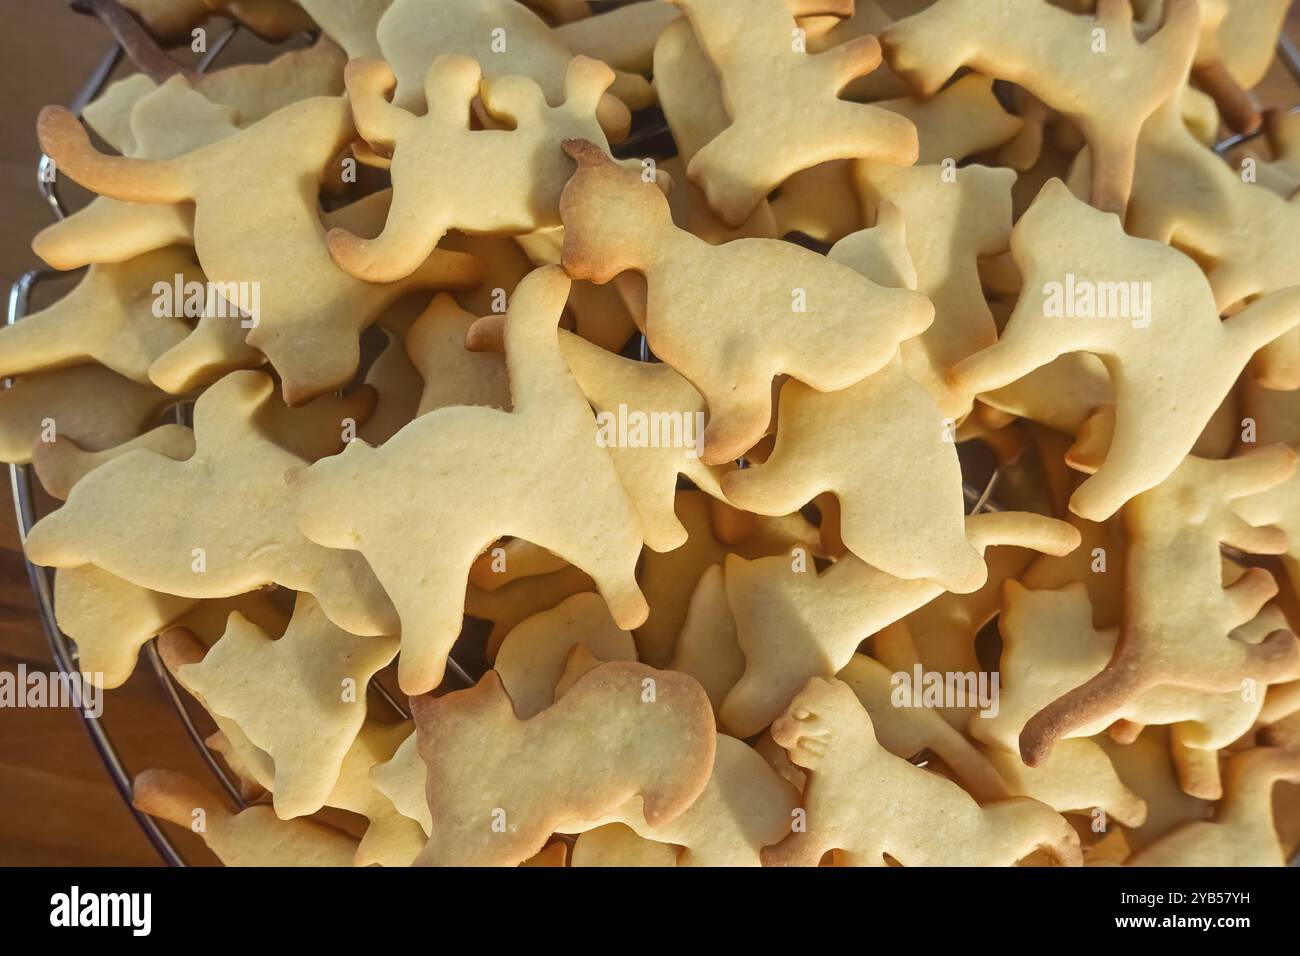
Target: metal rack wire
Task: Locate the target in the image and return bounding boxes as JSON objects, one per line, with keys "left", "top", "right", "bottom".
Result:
{"left": 7, "top": 13, "right": 1300, "bottom": 867}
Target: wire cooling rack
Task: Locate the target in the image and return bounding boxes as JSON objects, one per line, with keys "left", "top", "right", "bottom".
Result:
{"left": 7, "top": 10, "right": 1299, "bottom": 867}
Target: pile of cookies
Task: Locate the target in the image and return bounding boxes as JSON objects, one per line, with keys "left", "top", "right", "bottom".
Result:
{"left": 8, "top": 0, "right": 1300, "bottom": 866}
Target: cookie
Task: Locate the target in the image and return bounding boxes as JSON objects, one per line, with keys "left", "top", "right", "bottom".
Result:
{"left": 985, "top": 580, "right": 1272, "bottom": 800}
{"left": 370, "top": 730, "right": 432, "bottom": 837}
{"left": 797, "top": 0, "right": 911, "bottom": 101}
{"left": 652, "top": 15, "right": 782, "bottom": 241}
{"left": 461, "top": 320, "right": 729, "bottom": 553}
{"left": 585, "top": 731, "right": 799, "bottom": 866}
{"left": 881, "top": 0, "right": 1199, "bottom": 214}
{"left": 54, "top": 566, "right": 196, "bottom": 689}
{"left": 722, "top": 205, "right": 984, "bottom": 591}
{"left": 838, "top": 653, "right": 1010, "bottom": 803}
{"left": 771, "top": 74, "right": 1022, "bottom": 245}
{"left": 1099, "top": 727, "right": 1214, "bottom": 851}
{"left": 37, "top": 41, "right": 346, "bottom": 269}
{"left": 1207, "top": 0, "right": 1293, "bottom": 90}
{"left": 571, "top": 823, "right": 680, "bottom": 866}
{"left": 0, "top": 363, "right": 177, "bottom": 465}
{"left": 316, "top": 719, "right": 428, "bottom": 867}
{"left": 468, "top": 538, "right": 567, "bottom": 594}
{"left": 0, "top": 247, "right": 196, "bottom": 385}
{"left": 559, "top": 138, "right": 933, "bottom": 464}
{"left": 409, "top": 660, "right": 715, "bottom": 866}
{"left": 1126, "top": 747, "right": 1300, "bottom": 866}
{"left": 950, "top": 179, "right": 1300, "bottom": 520}
{"left": 553, "top": 644, "right": 799, "bottom": 865}
{"left": 473, "top": 564, "right": 598, "bottom": 661}
{"left": 325, "top": 54, "right": 631, "bottom": 283}
{"left": 376, "top": 0, "right": 649, "bottom": 134}
{"left": 493, "top": 592, "right": 637, "bottom": 719}
{"left": 169, "top": 594, "right": 399, "bottom": 819}
{"left": 853, "top": 161, "right": 1016, "bottom": 418}
{"left": 980, "top": 741, "right": 1148, "bottom": 832}
{"left": 1123, "top": 99, "right": 1300, "bottom": 389}
{"left": 634, "top": 489, "right": 822, "bottom": 667}
{"left": 719, "top": 511, "right": 1080, "bottom": 737}
{"left": 1020, "top": 449, "right": 1300, "bottom": 769}
{"left": 131, "top": 770, "right": 359, "bottom": 867}
{"left": 24, "top": 370, "right": 398, "bottom": 636}
{"left": 406, "top": 293, "right": 511, "bottom": 416}
{"left": 665, "top": 0, "right": 917, "bottom": 226}
{"left": 155, "top": 625, "right": 277, "bottom": 795}
{"left": 356, "top": 329, "right": 423, "bottom": 447}
{"left": 33, "top": 426, "right": 194, "bottom": 501}
{"left": 762, "top": 677, "right": 1081, "bottom": 866}
{"left": 296, "top": 0, "right": 388, "bottom": 59}
{"left": 873, "top": 543, "right": 1045, "bottom": 730}
{"left": 668, "top": 565, "right": 743, "bottom": 717}
{"left": 1255, "top": 109, "right": 1300, "bottom": 200}
{"left": 289, "top": 267, "right": 647, "bottom": 695}
{"left": 554, "top": 0, "right": 680, "bottom": 74}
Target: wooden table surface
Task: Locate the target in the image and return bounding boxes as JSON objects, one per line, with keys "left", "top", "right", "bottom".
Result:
{"left": 2, "top": 3, "right": 1299, "bottom": 867}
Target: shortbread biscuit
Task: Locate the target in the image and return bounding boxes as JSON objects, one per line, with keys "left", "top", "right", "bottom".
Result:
{"left": 666, "top": 0, "right": 917, "bottom": 226}
{"left": 560, "top": 138, "right": 933, "bottom": 464}
{"left": 882, "top": 0, "right": 1199, "bottom": 214}
{"left": 410, "top": 660, "right": 715, "bottom": 866}
{"left": 326, "top": 55, "right": 631, "bottom": 283}
{"left": 24, "top": 371, "right": 398, "bottom": 637}
{"left": 0, "top": 363, "right": 177, "bottom": 465}
{"left": 1127, "top": 748, "right": 1300, "bottom": 866}
{"left": 494, "top": 592, "right": 637, "bottom": 719}
{"left": 1021, "top": 450, "right": 1300, "bottom": 768}
{"left": 33, "top": 425, "right": 195, "bottom": 500}
{"left": 763, "top": 677, "right": 1081, "bottom": 866}
{"left": 172, "top": 594, "right": 399, "bottom": 819}
{"left": 950, "top": 180, "right": 1300, "bottom": 520}
{"left": 720, "top": 511, "right": 1079, "bottom": 737}
{"left": 290, "top": 267, "right": 647, "bottom": 694}
{"left": 132, "top": 770, "right": 358, "bottom": 867}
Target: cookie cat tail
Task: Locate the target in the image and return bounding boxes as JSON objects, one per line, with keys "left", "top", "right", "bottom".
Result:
{"left": 502, "top": 266, "right": 574, "bottom": 419}
{"left": 132, "top": 769, "right": 231, "bottom": 828}
{"left": 38, "top": 107, "right": 190, "bottom": 204}
{"left": 1225, "top": 286, "right": 1300, "bottom": 360}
